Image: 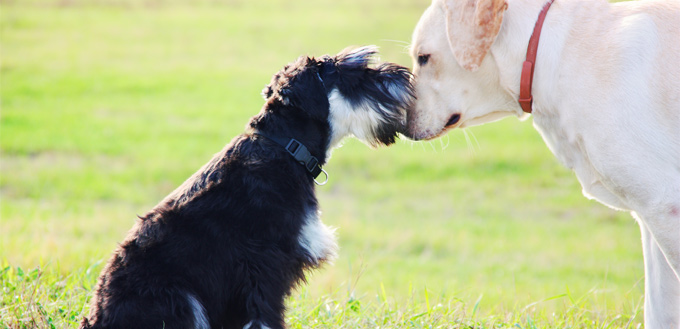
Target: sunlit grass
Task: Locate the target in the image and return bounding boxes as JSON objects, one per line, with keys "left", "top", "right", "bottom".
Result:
{"left": 1, "top": 0, "right": 643, "bottom": 327}
{"left": 1, "top": 264, "right": 642, "bottom": 328}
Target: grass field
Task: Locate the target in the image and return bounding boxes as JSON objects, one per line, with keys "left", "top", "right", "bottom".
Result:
{"left": 1, "top": 0, "right": 644, "bottom": 328}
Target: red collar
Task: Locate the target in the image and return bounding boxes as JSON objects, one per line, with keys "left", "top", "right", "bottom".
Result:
{"left": 518, "top": 0, "right": 555, "bottom": 113}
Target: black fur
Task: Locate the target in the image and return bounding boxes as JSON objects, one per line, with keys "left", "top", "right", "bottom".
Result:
{"left": 81, "top": 47, "right": 413, "bottom": 329}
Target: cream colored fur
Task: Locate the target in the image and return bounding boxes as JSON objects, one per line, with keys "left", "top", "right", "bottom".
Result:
{"left": 406, "top": 0, "right": 680, "bottom": 327}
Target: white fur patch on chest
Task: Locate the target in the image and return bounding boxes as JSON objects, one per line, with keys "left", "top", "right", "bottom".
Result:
{"left": 298, "top": 210, "right": 338, "bottom": 266}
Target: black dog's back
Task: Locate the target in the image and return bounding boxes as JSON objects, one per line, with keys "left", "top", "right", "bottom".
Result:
{"left": 82, "top": 135, "right": 319, "bottom": 329}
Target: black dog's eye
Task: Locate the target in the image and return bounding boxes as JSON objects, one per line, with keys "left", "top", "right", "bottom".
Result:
{"left": 417, "top": 54, "right": 430, "bottom": 66}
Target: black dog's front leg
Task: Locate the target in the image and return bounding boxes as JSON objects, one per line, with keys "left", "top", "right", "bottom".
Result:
{"left": 242, "top": 281, "right": 287, "bottom": 329}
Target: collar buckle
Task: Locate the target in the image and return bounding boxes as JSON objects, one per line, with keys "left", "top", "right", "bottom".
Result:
{"left": 285, "top": 138, "right": 320, "bottom": 175}
{"left": 285, "top": 139, "right": 302, "bottom": 156}
{"left": 256, "top": 133, "right": 327, "bottom": 185}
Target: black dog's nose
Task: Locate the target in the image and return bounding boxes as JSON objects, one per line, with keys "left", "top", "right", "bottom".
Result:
{"left": 446, "top": 113, "right": 461, "bottom": 127}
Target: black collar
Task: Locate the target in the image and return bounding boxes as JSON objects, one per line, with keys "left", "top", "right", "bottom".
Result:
{"left": 253, "top": 132, "right": 329, "bottom": 185}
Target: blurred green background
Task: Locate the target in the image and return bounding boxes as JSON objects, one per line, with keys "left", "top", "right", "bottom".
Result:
{"left": 1, "top": 0, "right": 642, "bottom": 326}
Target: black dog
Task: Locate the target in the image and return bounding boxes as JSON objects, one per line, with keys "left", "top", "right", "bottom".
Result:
{"left": 80, "top": 46, "right": 413, "bottom": 329}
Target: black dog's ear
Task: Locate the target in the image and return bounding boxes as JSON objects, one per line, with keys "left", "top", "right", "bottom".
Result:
{"left": 264, "top": 56, "right": 330, "bottom": 121}
{"left": 282, "top": 66, "right": 329, "bottom": 113}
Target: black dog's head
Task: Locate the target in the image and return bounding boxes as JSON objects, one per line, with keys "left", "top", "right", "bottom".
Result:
{"left": 258, "top": 46, "right": 414, "bottom": 151}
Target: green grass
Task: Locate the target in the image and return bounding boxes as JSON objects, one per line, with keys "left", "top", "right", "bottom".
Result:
{"left": 1, "top": 0, "right": 643, "bottom": 327}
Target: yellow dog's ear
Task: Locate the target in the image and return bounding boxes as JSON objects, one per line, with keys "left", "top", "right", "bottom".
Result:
{"left": 443, "top": 0, "right": 508, "bottom": 71}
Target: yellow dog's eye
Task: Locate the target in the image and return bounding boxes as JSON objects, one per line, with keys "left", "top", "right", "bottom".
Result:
{"left": 417, "top": 54, "right": 430, "bottom": 66}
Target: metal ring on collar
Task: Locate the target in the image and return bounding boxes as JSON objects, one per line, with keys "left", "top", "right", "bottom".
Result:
{"left": 314, "top": 168, "right": 329, "bottom": 186}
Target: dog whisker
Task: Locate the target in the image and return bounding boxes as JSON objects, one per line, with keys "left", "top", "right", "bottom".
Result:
{"left": 439, "top": 134, "right": 450, "bottom": 151}
{"left": 379, "top": 39, "right": 413, "bottom": 55}
{"left": 462, "top": 129, "right": 478, "bottom": 155}
{"left": 380, "top": 39, "right": 411, "bottom": 46}
{"left": 427, "top": 140, "right": 440, "bottom": 153}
